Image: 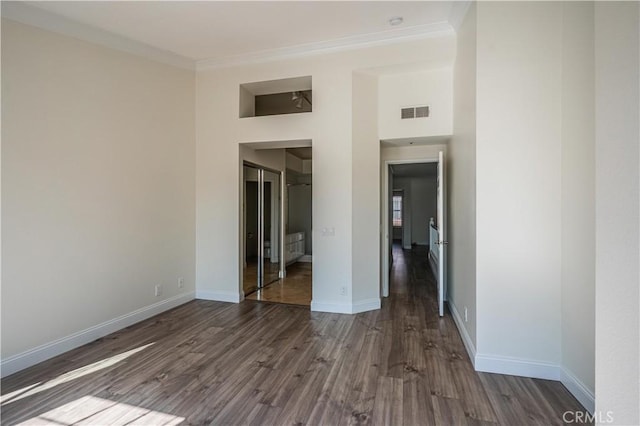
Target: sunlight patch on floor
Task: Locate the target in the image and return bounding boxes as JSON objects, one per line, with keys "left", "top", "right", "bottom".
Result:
{"left": 1, "top": 343, "right": 155, "bottom": 406}
{"left": 16, "top": 395, "right": 184, "bottom": 425}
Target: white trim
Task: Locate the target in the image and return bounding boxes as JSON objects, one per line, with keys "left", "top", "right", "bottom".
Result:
{"left": 474, "top": 353, "right": 561, "bottom": 381}
{"left": 447, "top": 300, "right": 476, "bottom": 366}
{"left": 196, "top": 290, "right": 241, "bottom": 303}
{"left": 1, "top": 2, "right": 455, "bottom": 72}
{"left": 197, "top": 22, "right": 454, "bottom": 70}
{"left": 311, "top": 301, "right": 352, "bottom": 314}
{"left": 450, "top": 295, "right": 593, "bottom": 414}
{"left": 1, "top": 292, "right": 195, "bottom": 378}
{"left": 448, "top": 0, "right": 473, "bottom": 32}
{"left": 561, "top": 367, "right": 595, "bottom": 414}
{"left": 474, "top": 352, "right": 593, "bottom": 413}
{"left": 297, "top": 255, "right": 313, "bottom": 263}
{"left": 351, "top": 298, "right": 381, "bottom": 314}
{"left": 311, "top": 298, "right": 381, "bottom": 314}
{"left": 2, "top": 2, "right": 195, "bottom": 71}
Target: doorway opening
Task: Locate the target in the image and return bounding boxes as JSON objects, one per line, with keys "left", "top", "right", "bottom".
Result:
{"left": 241, "top": 145, "right": 312, "bottom": 306}
{"left": 382, "top": 154, "right": 447, "bottom": 316}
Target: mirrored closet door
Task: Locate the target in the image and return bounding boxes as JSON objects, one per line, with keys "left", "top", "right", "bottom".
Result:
{"left": 243, "top": 163, "right": 283, "bottom": 296}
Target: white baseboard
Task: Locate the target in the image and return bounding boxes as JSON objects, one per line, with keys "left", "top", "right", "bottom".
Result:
{"left": 352, "top": 298, "right": 381, "bottom": 314}
{"left": 561, "top": 367, "right": 595, "bottom": 414}
{"left": 447, "top": 300, "right": 477, "bottom": 365}
{"left": 310, "top": 300, "right": 350, "bottom": 314}
{"left": 1, "top": 291, "right": 195, "bottom": 378}
{"left": 297, "top": 255, "right": 312, "bottom": 263}
{"left": 474, "top": 353, "right": 560, "bottom": 381}
{"left": 311, "top": 298, "right": 381, "bottom": 314}
{"left": 474, "top": 353, "right": 593, "bottom": 413}
{"left": 196, "top": 290, "right": 241, "bottom": 303}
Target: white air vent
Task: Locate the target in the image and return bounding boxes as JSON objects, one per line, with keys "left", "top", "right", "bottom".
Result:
{"left": 401, "top": 105, "right": 430, "bottom": 119}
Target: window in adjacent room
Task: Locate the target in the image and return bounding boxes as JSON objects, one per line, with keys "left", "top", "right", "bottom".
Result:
{"left": 392, "top": 195, "right": 403, "bottom": 227}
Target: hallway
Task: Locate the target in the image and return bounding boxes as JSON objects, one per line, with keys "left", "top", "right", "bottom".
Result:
{"left": 1, "top": 247, "right": 588, "bottom": 425}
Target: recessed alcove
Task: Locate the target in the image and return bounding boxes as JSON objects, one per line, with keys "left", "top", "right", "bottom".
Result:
{"left": 239, "top": 76, "right": 312, "bottom": 118}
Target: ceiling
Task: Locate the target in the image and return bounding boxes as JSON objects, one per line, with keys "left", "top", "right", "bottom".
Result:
{"left": 4, "top": 1, "right": 465, "bottom": 68}
{"left": 287, "top": 147, "right": 312, "bottom": 160}
{"left": 391, "top": 163, "right": 437, "bottom": 178}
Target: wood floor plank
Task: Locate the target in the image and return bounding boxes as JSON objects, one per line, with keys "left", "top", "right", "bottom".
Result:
{"left": 478, "top": 372, "right": 532, "bottom": 426}
{"left": 372, "top": 376, "right": 403, "bottom": 426}
{"left": 342, "top": 322, "right": 383, "bottom": 425}
{"left": 432, "top": 395, "right": 469, "bottom": 426}
{"left": 307, "top": 316, "right": 368, "bottom": 425}
{"left": 1, "top": 245, "right": 588, "bottom": 426}
{"left": 403, "top": 372, "right": 436, "bottom": 426}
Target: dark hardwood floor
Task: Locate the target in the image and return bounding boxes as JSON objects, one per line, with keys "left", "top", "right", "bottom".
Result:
{"left": 1, "top": 245, "right": 588, "bottom": 425}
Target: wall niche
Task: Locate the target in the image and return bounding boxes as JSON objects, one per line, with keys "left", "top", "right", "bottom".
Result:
{"left": 240, "top": 76, "right": 312, "bottom": 118}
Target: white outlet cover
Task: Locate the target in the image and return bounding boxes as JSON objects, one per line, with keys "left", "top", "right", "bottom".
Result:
{"left": 322, "top": 227, "right": 335, "bottom": 237}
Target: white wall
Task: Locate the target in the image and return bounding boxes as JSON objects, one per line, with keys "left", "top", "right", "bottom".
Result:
{"left": 448, "top": 1, "right": 477, "bottom": 353}
{"left": 560, "top": 1, "right": 595, "bottom": 412}
{"left": 1, "top": 20, "right": 196, "bottom": 373}
{"left": 196, "top": 36, "right": 456, "bottom": 313}
{"left": 475, "top": 1, "right": 563, "bottom": 369}
{"left": 241, "top": 145, "right": 286, "bottom": 172}
{"left": 352, "top": 72, "right": 379, "bottom": 306}
{"left": 448, "top": 2, "right": 640, "bottom": 416}
{"left": 381, "top": 144, "right": 447, "bottom": 163}
{"left": 594, "top": 2, "right": 640, "bottom": 423}
{"left": 286, "top": 152, "right": 303, "bottom": 174}
{"left": 411, "top": 176, "right": 437, "bottom": 245}
{"left": 378, "top": 69, "right": 453, "bottom": 141}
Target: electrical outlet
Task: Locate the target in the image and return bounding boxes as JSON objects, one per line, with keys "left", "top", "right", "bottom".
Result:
{"left": 178, "top": 277, "right": 184, "bottom": 288}
{"left": 340, "top": 286, "right": 347, "bottom": 296}
{"left": 464, "top": 306, "right": 468, "bottom": 322}
{"left": 322, "top": 227, "right": 335, "bottom": 237}
{"left": 155, "top": 284, "right": 163, "bottom": 297}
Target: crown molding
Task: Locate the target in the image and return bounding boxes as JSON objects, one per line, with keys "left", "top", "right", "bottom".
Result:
{"left": 196, "top": 21, "right": 454, "bottom": 71}
{"left": 448, "top": 0, "right": 473, "bottom": 32}
{"left": 1, "top": 1, "right": 195, "bottom": 71}
{"left": 2, "top": 1, "right": 457, "bottom": 73}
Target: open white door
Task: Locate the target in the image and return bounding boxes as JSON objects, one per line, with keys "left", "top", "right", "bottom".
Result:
{"left": 436, "top": 151, "right": 447, "bottom": 316}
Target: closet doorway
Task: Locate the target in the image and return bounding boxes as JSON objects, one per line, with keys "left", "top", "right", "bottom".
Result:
{"left": 242, "top": 162, "right": 283, "bottom": 296}
{"left": 242, "top": 146, "right": 312, "bottom": 306}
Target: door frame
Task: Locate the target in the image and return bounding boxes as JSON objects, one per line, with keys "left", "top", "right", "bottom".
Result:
{"left": 241, "top": 161, "right": 285, "bottom": 297}
{"left": 382, "top": 157, "right": 439, "bottom": 298}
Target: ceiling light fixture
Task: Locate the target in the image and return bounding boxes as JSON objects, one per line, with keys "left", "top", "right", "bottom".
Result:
{"left": 291, "top": 91, "right": 311, "bottom": 109}
{"left": 389, "top": 16, "right": 404, "bottom": 26}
